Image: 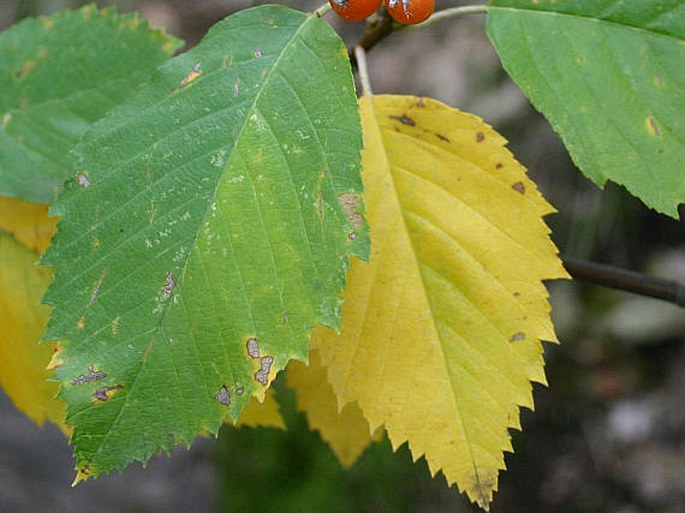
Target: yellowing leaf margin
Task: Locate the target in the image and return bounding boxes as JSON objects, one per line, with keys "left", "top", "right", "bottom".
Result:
{"left": 313, "top": 94, "right": 568, "bottom": 509}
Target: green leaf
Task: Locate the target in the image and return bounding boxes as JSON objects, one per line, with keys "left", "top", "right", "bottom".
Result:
{"left": 42, "top": 5, "right": 366, "bottom": 479}
{"left": 487, "top": 0, "right": 685, "bottom": 217}
{"left": 0, "top": 5, "right": 181, "bottom": 203}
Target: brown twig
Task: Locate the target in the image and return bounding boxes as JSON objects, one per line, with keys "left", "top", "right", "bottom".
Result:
{"left": 562, "top": 255, "right": 685, "bottom": 308}
{"left": 348, "top": 10, "right": 395, "bottom": 68}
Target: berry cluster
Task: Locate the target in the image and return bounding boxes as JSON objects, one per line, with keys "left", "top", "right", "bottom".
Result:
{"left": 329, "top": 0, "right": 434, "bottom": 25}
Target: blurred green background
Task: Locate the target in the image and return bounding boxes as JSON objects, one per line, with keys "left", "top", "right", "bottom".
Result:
{"left": 1, "top": 1, "right": 684, "bottom": 512}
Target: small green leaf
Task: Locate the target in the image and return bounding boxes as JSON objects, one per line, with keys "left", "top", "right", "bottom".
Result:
{"left": 43, "top": 5, "right": 366, "bottom": 479}
{"left": 487, "top": 0, "right": 685, "bottom": 216}
{"left": 0, "top": 6, "right": 181, "bottom": 202}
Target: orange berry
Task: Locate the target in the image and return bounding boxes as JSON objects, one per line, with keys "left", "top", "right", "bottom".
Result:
{"left": 385, "top": 0, "right": 434, "bottom": 25}
{"left": 329, "top": 0, "right": 383, "bottom": 22}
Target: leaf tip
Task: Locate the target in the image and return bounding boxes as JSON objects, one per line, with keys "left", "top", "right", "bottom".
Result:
{"left": 71, "top": 467, "right": 90, "bottom": 487}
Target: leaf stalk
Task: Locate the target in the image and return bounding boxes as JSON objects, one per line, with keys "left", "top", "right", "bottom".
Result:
{"left": 400, "top": 5, "right": 490, "bottom": 31}
{"left": 354, "top": 46, "right": 373, "bottom": 95}
{"left": 314, "top": 2, "right": 332, "bottom": 17}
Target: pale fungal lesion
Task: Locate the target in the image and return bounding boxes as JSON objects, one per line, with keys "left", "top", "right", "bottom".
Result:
{"left": 70, "top": 365, "right": 106, "bottom": 386}
{"left": 254, "top": 355, "right": 274, "bottom": 386}
{"left": 215, "top": 385, "right": 231, "bottom": 406}
{"left": 162, "top": 272, "right": 175, "bottom": 295}
{"left": 76, "top": 172, "right": 91, "bottom": 188}
{"left": 246, "top": 337, "right": 260, "bottom": 359}
{"left": 337, "top": 193, "right": 363, "bottom": 228}
{"left": 1, "top": 112, "right": 11, "bottom": 129}
{"left": 509, "top": 332, "right": 526, "bottom": 343}
{"left": 89, "top": 269, "right": 108, "bottom": 305}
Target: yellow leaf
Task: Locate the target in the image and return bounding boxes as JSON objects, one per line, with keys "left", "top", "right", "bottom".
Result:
{"left": 224, "top": 388, "right": 285, "bottom": 430}
{"left": 0, "top": 231, "right": 66, "bottom": 432}
{"left": 312, "top": 95, "right": 568, "bottom": 509}
{"left": 287, "top": 350, "right": 378, "bottom": 468}
{"left": 0, "top": 196, "right": 57, "bottom": 254}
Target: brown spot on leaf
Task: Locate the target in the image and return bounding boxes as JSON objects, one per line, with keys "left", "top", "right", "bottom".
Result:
{"left": 511, "top": 182, "right": 526, "bottom": 194}
{"left": 246, "top": 337, "right": 260, "bottom": 359}
{"left": 509, "top": 332, "right": 526, "bottom": 343}
{"left": 476, "top": 132, "right": 485, "bottom": 143}
{"left": 15, "top": 60, "right": 37, "bottom": 79}
{"left": 495, "top": 163, "right": 503, "bottom": 170}
{"left": 435, "top": 133, "right": 450, "bottom": 143}
{"left": 72, "top": 465, "right": 90, "bottom": 486}
{"left": 254, "top": 48, "right": 263, "bottom": 58}
{"left": 215, "top": 385, "right": 231, "bottom": 406}
{"left": 71, "top": 365, "right": 107, "bottom": 386}
{"left": 389, "top": 114, "right": 415, "bottom": 126}
{"left": 338, "top": 193, "right": 363, "bottom": 228}
{"left": 92, "top": 384, "right": 123, "bottom": 402}
{"left": 646, "top": 114, "right": 661, "bottom": 137}
{"left": 235, "top": 387, "right": 244, "bottom": 396}
{"left": 47, "top": 343, "right": 63, "bottom": 370}
{"left": 348, "top": 232, "right": 357, "bottom": 241}
{"left": 179, "top": 62, "right": 202, "bottom": 86}
{"left": 254, "top": 355, "right": 274, "bottom": 386}
{"left": 415, "top": 98, "right": 425, "bottom": 108}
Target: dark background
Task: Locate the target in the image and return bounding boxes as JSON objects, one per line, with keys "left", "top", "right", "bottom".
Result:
{"left": 1, "top": 1, "right": 685, "bottom": 512}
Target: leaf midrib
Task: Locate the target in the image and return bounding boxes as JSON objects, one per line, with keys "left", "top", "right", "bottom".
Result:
{"left": 364, "top": 95, "right": 486, "bottom": 494}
